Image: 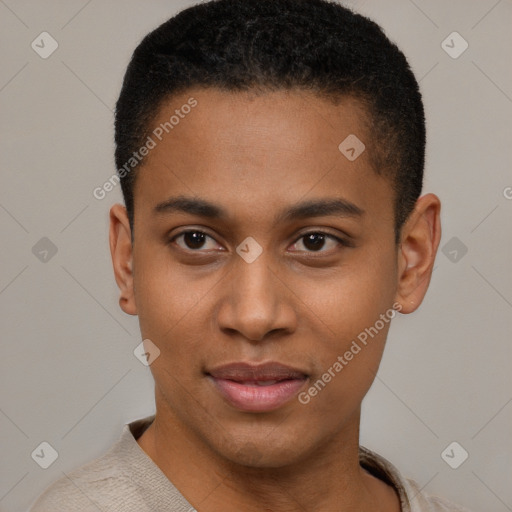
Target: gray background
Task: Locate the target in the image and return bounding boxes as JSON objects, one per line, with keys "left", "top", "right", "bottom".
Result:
{"left": 1, "top": 0, "right": 511, "bottom": 510}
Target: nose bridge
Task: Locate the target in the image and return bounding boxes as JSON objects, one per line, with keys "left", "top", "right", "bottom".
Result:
{"left": 233, "top": 250, "right": 278, "bottom": 315}
{"left": 236, "top": 251, "right": 275, "bottom": 302}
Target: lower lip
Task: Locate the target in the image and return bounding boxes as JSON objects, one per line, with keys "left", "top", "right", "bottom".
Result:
{"left": 209, "top": 377, "right": 307, "bottom": 412}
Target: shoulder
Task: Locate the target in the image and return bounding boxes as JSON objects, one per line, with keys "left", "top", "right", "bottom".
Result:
{"left": 403, "top": 478, "right": 474, "bottom": 512}
{"left": 29, "top": 445, "right": 149, "bottom": 512}
{"left": 359, "top": 446, "right": 474, "bottom": 512}
{"left": 29, "top": 418, "right": 156, "bottom": 512}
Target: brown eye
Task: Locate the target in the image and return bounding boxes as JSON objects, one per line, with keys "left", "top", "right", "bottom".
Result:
{"left": 183, "top": 231, "right": 206, "bottom": 249}
{"left": 172, "top": 231, "right": 219, "bottom": 251}
{"left": 289, "top": 232, "right": 344, "bottom": 253}
{"left": 302, "top": 233, "right": 327, "bottom": 251}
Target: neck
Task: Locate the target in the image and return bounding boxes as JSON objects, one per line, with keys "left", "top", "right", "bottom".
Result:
{"left": 137, "top": 391, "right": 399, "bottom": 512}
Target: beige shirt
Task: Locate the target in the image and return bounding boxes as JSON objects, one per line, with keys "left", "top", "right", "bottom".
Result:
{"left": 30, "top": 416, "right": 472, "bottom": 512}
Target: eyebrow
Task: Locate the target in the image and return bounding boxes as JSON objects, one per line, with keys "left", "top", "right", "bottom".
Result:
{"left": 154, "top": 195, "right": 364, "bottom": 222}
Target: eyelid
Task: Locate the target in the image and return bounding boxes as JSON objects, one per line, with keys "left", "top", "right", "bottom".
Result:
{"left": 168, "top": 225, "right": 219, "bottom": 240}
{"left": 289, "top": 230, "right": 351, "bottom": 252}
{"left": 295, "top": 224, "right": 354, "bottom": 241}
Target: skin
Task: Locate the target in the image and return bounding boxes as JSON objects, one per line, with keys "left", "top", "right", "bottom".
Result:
{"left": 110, "top": 88, "right": 441, "bottom": 512}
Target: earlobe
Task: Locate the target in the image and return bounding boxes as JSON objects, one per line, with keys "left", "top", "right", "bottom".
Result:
{"left": 395, "top": 193, "right": 441, "bottom": 314}
{"left": 109, "top": 204, "right": 137, "bottom": 316}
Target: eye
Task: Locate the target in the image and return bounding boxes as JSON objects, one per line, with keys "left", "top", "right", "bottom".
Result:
{"left": 289, "top": 232, "right": 345, "bottom": 253}
{"left": 171, "top": 230, "right": 221, "bottom": 251}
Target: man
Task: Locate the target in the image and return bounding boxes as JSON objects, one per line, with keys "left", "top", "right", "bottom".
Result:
{"left": 31, "top": 0, "right": 472, "bottom": 510}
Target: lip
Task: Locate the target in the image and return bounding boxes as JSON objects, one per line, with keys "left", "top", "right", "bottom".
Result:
{"left": 207, "top": 362, "right": 308, "bottom": 412}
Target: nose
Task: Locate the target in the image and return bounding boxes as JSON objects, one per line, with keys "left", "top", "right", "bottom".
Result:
{"left": 216, "top": 252, "right": 298, "bottom": 342}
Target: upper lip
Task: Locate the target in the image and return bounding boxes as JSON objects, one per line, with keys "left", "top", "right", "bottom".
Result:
{"left": 207, "top": 362, "right": 308, "bottom": 382}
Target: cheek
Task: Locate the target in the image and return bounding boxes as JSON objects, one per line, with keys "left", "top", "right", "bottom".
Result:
{"left": 295, "top": 247, "right": 397, "bottom": 402}
{"left": 132, "top": 254, "right": 217, "bottom": 392}
{"left": 297, "top": 309, "right": 394, "bottom": 427}
{"left": 297, "top": 247, "right": 397, "bottom": 341}
{"left": 134, "top": 245, "right": 207, "bottom": 336}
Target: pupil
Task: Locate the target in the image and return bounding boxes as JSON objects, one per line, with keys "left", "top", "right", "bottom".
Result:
{"left": 184, "top": 232, "right": 206, "bottom": 249}
{"left": 304, "top": 233, "right": 325, "bottom": 251}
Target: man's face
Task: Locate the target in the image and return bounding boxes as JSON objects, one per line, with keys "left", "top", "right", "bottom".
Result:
{"left": 129, "top": 88, "right": 400, "bottom": 467}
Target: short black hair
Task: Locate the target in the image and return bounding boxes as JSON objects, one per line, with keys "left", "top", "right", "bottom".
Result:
{"left": 115, "top": 0, "right": 425, "bottom": 241}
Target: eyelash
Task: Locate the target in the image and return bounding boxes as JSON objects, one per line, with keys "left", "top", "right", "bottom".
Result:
{"left": 168, "top": 229, "right": 351, "bottom": 254}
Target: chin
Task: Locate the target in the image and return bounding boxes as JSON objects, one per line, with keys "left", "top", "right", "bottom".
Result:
{"left": 210, "top": 430, "right": 310, "bottom": 469}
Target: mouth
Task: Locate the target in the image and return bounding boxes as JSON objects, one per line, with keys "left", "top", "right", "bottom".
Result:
{"left": 206, "top": 362, "right": 309, "bottom": 413}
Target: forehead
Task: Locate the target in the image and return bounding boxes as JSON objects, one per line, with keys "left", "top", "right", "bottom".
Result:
{"left": 134, "top": 88, "right": 393, "bottom": 226}
{"left": 149, "top": 88, "right": 369, "bottom": 162}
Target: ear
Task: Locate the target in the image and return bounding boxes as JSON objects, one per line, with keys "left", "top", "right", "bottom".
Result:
{"left": 395, "top": 193, "right": 441, "bottom": 314}
{"left": 109, "top": 204, "right": 137, "bottom": 315}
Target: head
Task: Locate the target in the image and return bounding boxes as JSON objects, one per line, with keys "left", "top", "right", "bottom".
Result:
{"left": 110, "top": 0, "right": 440, "bottom": 469}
